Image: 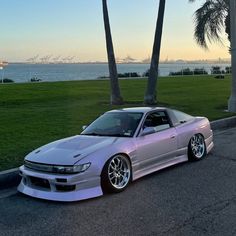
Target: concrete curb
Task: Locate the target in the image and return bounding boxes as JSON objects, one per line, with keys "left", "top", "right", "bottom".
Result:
{"left": 0, "top": 168, "right": 20, "bottom": 190}
{"left": 0, "top": 115, "right": 236, "bottom": 190}
{"left": 210, "top": 116, "right": 236, "bottom": 131}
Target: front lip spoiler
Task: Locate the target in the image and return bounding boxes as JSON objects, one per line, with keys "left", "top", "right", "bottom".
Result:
{"left": 17, "top": 165, "right": 103, "bottom": 202}
{"left": 18, "top": 182, "right": 103, "bottom": 202}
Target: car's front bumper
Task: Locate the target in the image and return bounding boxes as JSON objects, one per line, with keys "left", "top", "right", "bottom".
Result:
{"left": 17, "top": 165, "right": 103, "bottom": 202}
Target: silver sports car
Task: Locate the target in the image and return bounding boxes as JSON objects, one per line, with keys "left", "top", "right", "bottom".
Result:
{"left": 18, "top": 107, "right": 214, "bottom": 201}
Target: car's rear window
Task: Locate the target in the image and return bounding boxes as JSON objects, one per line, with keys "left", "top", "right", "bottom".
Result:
{"left": 172, "top": 110, "right": 194, "bottom": 125}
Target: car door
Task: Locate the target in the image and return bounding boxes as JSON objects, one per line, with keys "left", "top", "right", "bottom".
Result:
{"left": 135, "top": 111, "right": 178, "bottom": 170}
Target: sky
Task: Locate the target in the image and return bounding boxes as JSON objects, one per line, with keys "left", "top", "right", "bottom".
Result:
{"left": 0, "top": 0, "right": 230, "bottom": 62}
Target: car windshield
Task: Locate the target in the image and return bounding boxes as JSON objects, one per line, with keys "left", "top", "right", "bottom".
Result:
{"left": 81, "top": 112, "right": 143, "bottom": 137}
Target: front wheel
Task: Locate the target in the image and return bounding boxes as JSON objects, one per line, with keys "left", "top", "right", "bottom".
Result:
{"left": 101, "top": 154, "right": 131, "bottom": 193}
{"left": 188, "top": 134, "right": 206, "bottom": 161}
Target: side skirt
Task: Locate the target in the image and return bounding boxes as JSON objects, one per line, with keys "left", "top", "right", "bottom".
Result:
{"left": 132, "top": 154, "right": 188, "bottom": 181}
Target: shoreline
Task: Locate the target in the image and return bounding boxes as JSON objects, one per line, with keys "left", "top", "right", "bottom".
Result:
{"left": 0, "top": 63, "right": 232, "bottom": 83}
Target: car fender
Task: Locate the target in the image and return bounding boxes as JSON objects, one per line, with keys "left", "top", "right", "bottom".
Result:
{"left": 75, "top": 138, "right": 137, "bottom": 176}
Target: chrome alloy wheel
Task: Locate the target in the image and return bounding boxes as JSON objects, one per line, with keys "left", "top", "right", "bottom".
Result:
{"left": 190, "top": 134, "right": 205, "bottom": 159}
{"left": 108, "top": 155, "right": 131, "bottom": 190}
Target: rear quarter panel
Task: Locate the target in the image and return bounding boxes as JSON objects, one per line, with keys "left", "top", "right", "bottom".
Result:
{"left": 175, "top": 117, "right": 212, "bottom": 149}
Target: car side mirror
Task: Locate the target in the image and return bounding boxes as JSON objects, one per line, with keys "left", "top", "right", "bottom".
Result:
{"left": 82, "top": 125, "right": 87, "bottom": 131}
{"left": 140, "top": 127, "right": 156, "bottom": 136}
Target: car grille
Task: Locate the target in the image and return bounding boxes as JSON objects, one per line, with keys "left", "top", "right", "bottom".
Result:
{"left": 29, "top": 176, "right": 50, "bottom": 189}
{"left": 24, "top": 161, "right": 55, "bottom": 173}
{"left": 55, "top": 184, "right": 76, "bottom": 192}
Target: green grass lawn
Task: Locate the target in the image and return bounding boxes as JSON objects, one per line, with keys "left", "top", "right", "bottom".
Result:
{"left": 0, "top": 75, "right": 235, "bottom": 171}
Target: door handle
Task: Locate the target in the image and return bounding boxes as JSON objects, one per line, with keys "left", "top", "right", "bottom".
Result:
{"left": 170, "top": 135, "right": 176, "bottom": 139}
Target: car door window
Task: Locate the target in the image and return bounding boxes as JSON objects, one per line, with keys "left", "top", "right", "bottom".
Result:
{"left": 143, "top": 111, "right": 171, "bottom": 132}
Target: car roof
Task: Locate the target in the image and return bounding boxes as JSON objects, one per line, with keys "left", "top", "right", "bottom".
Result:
{"left": 107, "top": 107, "right": 167, "bottom": 114}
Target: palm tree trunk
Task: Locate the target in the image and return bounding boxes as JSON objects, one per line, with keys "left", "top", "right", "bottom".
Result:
{"left": 102, "top": 0, "right": 123, "bottom": 105}
{"left": 228, "top": 0, "right": 236, "bottom": 112}
{"left": 144, "top": 0, "right": 166, "bottom": 105}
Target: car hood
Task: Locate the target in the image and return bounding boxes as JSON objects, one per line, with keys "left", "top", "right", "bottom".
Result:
{"left": 25, "top": 135, "right": 122, "bottom": 165}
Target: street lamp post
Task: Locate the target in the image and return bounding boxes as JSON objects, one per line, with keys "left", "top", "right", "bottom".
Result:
{"left": 228, "top": 0, "right": 236, "bottom": 112}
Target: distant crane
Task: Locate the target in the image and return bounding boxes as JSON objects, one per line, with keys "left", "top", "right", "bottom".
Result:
{"left": 40, "top": 56, "right": 47, "bottom": 64}
{"left": 45, "top": 55, "right": 52, "bottom": 63}
{"left": 40, "top": 55, "right": 52, "bottom": 64}
{"left": 122, "top": 55, "right": 136, "bottom": 63}
{"left": 26, "top": 54, "right": 39, "bottom": 64}
{"left": 67, "top": 56, "right": 75, "bottom": 63}
{"left": 52, "top": 55, "right": 61, "bottom": 63}
{"left": 61, "top": 56, "right": 75, "bottom": 63}
{"left": 62, "top": 56, "right": 69, "bottom": 63}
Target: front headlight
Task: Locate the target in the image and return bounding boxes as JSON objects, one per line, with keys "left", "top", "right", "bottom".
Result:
{"left": 24, "top": 160, "right": 91, "bottom": 174}
{"left": 54, "top": 163, "right": 91, "bottom": 174}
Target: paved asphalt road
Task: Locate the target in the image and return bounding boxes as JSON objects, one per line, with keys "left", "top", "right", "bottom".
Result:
{"left": 0, "top": 128, "right": 236, "bottom": 236}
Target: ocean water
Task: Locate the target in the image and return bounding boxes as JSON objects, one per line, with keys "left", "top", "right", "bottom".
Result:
{"left": 0, "top": 63, "right": 231, "bottom": 83}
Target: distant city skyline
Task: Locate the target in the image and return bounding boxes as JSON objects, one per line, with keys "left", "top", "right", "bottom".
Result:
{"left": 0, "top": 0, "right": 230, "bottom": 62}
{"left": 1, "top": 54, "right": 231, "bottom": 64}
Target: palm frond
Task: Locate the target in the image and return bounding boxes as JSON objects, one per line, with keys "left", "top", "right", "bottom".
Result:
{"left": 193, "top": 0, "right": 228, "bottom": 49}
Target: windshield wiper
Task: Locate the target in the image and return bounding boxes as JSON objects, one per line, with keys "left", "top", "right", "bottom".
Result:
{"left": 101, "top": 133, "right": 130, "bottom": 137}
{"left": 81, "top": 133, "right": 130, "bottom": 137}
{"left": 81, "top": 132, "right": 103, "bottom": 136}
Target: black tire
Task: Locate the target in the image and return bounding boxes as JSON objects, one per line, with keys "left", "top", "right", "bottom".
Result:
{"left": 101, "top": 154, "right": 131, "bottom": 193}
{"left": 188, "top": 134, "right": 206, "bottom": 161}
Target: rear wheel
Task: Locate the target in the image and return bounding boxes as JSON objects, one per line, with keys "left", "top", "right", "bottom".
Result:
{"left": 188, "top": 134, "right": 206, "bottom": 161}
{"left": 101, "top": 154, "right": 131, "bottom": 193}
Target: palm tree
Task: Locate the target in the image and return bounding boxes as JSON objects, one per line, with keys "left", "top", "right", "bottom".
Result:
{"left": 228, "top": 0, "right": 236, "bottom": 112}
{"left": 190, "top": 0, "right": 236, "bottom": 112}
{"left": 144, "top": 0, "right": 166, "bottom": 105}
{"left": 102, "top": 0, "right": 123, "bottom": 105}
{"left": 189, "top": 0, "right": 230, "bottom": 49}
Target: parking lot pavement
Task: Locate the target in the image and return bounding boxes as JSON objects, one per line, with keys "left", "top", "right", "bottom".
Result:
{"left": 0, "top": 127, "right": 236, "bottom": 236}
